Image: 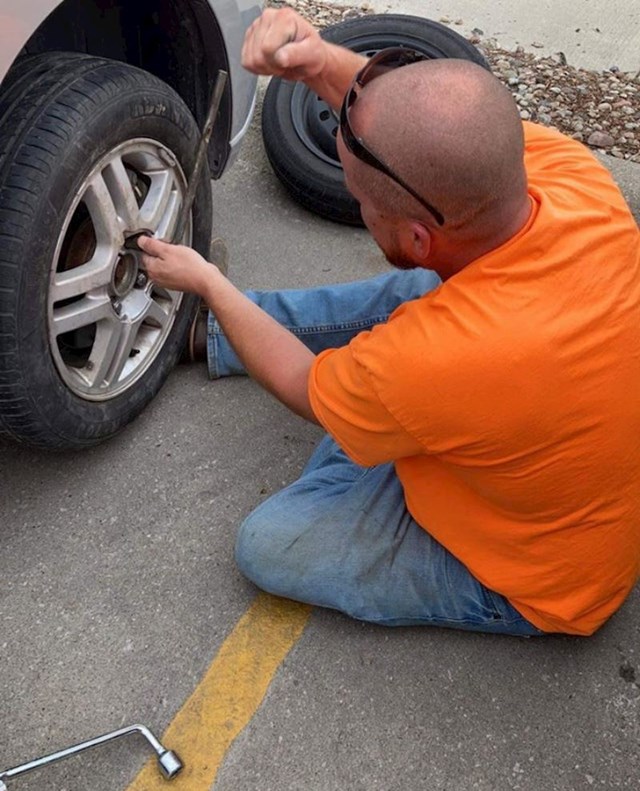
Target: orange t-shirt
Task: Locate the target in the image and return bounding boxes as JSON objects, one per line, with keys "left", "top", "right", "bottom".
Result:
{"left": 308, "top": 123, "right": 640, "bottom": 636}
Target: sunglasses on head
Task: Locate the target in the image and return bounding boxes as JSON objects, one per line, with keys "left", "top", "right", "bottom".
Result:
{"left": 339, "top": 47, "right": 445, "bottom": 227}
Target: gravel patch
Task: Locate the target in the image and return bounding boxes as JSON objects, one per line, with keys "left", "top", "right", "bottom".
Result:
{"left": 266, "top": 0, "right": 639, "bottom": 163}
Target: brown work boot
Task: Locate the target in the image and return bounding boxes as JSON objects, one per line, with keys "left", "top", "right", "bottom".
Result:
{"left": 180, "top": 303, "right": 208, "bottom": 363}
{"left": 180, "top": 237, "right": 228, "bottom": 364}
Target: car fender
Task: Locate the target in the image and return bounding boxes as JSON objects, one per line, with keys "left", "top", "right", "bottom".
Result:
{"left": 0, "top": 0, "right": 261, "bottom": 164}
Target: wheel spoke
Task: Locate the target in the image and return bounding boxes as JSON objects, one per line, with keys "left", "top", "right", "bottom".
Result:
{"left": 86, "top": 316, "right": 125, "bottom": 388}
{"left": 144, "top": 298, "right": 171, "bottom": 328}
{"left": 155, "top": 188, "right": 182, "bottom": 242}
{"left": 50, "top": 251, "right": 114, "bottom": 302}
{"left": 106, "top": 319, "right": 143, "bottom": 385}
{"left": 139, "top": 170, "right": 178, "bottom": 231}
{"left": 52, "top": 295, "right": 112, "bottom": 336}
{"left": 101, "top": 156, "right": 141, "bottom": 232}
{"left": 83, "top": 173, "right": 123, "bottom": 249}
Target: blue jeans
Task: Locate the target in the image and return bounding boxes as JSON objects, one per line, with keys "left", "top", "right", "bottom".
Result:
{"left": 208, "top": 270, "right": 543, "bottom": 636}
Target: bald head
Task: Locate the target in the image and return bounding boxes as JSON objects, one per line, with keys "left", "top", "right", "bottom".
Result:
{"left": 346, "top": 58, "right": 528, "bottom": 236}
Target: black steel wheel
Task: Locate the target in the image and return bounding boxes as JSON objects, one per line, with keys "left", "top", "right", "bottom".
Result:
{"left": 261, "top": 14, "right": 490, "bottom": 225}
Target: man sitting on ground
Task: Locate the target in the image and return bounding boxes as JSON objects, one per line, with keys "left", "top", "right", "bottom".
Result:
{"left": 139, "top": 8, "right": 640, "bottom": 637}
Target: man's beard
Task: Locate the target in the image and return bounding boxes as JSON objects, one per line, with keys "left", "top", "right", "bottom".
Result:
{"left": 381, "top": 234, "right": 415, "bottom": 271}
{"left": 385, "top": 250, "right": 416, "bottom": 270}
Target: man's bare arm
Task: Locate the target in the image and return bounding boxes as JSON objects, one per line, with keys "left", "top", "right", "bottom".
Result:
{"left": 241, "top": 7, "right": 366, "bottom": 110}
{"left": 305, "top": 42, "right": 367, "bottom": 111}
{"left": 200, "top": 270, "right": 317, "bottom": 423}
{"left": 138, "top": 236, "right": 318, "bottom": 423}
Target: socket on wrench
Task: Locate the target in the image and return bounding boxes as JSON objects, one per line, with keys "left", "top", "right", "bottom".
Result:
{"left": 0, "top": 723, "right": 182, "bottom": 789}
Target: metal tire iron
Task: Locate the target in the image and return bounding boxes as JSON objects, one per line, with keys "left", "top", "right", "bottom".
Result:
{"left": 125, "top": 67, "right": 228, "bottom": 255}
{"left": 0, "top": 723, "right": 181, "bottom": 789}
{"left": 0, "top": 72, "right": 229, "bottom": 790}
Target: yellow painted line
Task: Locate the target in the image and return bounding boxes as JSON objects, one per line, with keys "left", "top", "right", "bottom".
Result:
{"left": 126, "top": 593, "right": 311, "bottom": 791}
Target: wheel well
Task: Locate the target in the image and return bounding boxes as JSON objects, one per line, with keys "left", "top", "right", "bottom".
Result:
{"left": 17, "top": 0, "right": 231, "bottom": 175}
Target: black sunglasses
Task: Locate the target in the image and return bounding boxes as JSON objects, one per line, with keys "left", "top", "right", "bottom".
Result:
{"left": 339, "top": 47, "right": 445, "bottom": 227}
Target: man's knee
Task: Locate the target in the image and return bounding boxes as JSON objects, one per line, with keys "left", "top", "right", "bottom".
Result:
{"left": 235, "top": 509, "right": 270, "bottom": 588}
{"left": 234, "top": 502, "right": 301, "bottom": 594}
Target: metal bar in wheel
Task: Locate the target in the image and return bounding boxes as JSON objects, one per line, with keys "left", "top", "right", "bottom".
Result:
{"left": 173, "top": 69, "right": 229, "bottom": 245}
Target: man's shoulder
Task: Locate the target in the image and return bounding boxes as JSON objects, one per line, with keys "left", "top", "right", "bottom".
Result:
{"left": 523, "top": 121, "right": 619, "bottom": 190}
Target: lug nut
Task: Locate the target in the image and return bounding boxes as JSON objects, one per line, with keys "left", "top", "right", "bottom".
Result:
{"left": 135, "top": 272, "right": 148, "bottom": 288}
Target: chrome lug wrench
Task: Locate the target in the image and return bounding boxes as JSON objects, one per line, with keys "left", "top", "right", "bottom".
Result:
{"left": 0, "top": 723, "right": 181, "bottom": 789}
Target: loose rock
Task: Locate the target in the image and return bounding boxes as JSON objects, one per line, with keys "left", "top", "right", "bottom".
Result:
{"left": 476, "top": 37, "right": 639, "bottom": 161}
{"left": 587, "top": 131, "right": 615, "bottom": 148}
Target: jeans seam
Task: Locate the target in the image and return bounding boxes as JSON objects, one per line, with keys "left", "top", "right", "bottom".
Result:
{"left": 207, "top": 324, "right": 221, "bottom": 380}
{"left": 208, "top": 316, "right": 390, "bottom": 337}
{"left": 370, "top": 613, "right": 542, "bottom": 632}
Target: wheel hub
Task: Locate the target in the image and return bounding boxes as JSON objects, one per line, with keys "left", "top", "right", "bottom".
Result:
{"left": 110, "top": 252, "right": 139, "bottom": 299}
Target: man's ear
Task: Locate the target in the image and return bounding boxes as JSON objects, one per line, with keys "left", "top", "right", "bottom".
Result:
{"left": 409, "top": 221, "right": 432, "bottom": 263}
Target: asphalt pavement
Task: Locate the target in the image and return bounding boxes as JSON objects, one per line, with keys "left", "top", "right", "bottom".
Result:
{"left": 1, "top": 5, "right": 640, "bottom": 791}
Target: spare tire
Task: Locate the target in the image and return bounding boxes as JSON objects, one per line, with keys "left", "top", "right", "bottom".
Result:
{"left": 261, "top": 14, "right": 490, "bottom": 226}
{"left": 0, "top": 53, "right": 212, "bottom": 449}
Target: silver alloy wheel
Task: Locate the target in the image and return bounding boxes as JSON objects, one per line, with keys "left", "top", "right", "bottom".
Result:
{"left": 47, "top": 139, "right": 190, "bottom": 402}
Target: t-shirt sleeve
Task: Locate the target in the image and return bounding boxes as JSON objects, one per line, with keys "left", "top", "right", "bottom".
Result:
{"left": 308, "top": 343, "right": 426, "bottom": 467}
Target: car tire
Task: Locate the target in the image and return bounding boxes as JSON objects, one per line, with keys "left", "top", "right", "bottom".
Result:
{"left": 0, "top": 53, "right": 212, "bottom": 449}
{"left": 261, "top": 14, "right": 490, "bottom": 226}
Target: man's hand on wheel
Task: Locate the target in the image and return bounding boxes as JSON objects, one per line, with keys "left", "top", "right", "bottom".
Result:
{"left": 138, "top": 236, "right": 219, "bottom": 296}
